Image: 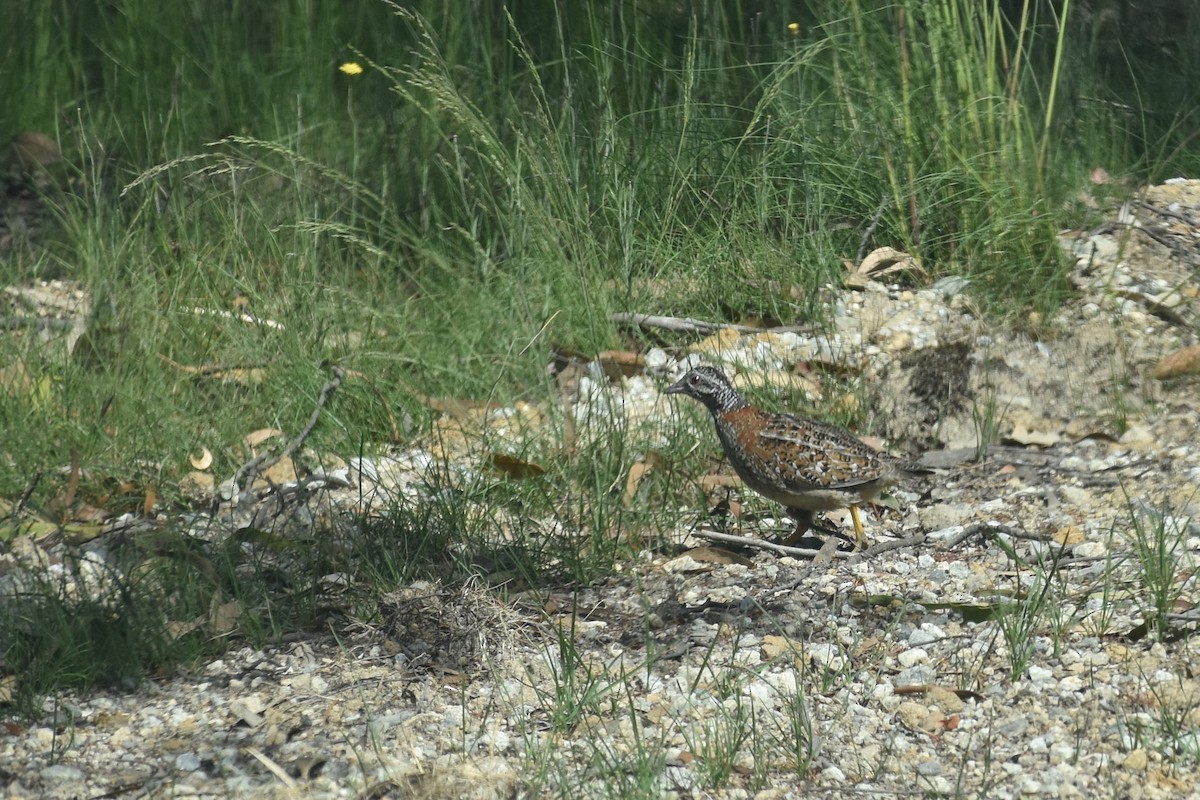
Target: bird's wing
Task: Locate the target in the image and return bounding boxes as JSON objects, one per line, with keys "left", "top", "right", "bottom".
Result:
{"left": 753, "top": 413, "right": 893, "bottom": 490}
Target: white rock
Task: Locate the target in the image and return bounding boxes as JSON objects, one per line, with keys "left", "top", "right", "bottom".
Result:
{"left": 1027, "top": 665, "right": 1055, "bottom": 683}
{"left": 644, "top": 348, "right": 670, "bottom": 370}
{"left": 820, "top": 765, "right": 846, "bottom": 782}
{"left": 1072, "top": 541, "right": 1107, "bottom": 558}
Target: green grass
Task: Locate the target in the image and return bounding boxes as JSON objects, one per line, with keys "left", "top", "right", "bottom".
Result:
{"left": 2, "top": 0, "right": 1200, "bottom": 721}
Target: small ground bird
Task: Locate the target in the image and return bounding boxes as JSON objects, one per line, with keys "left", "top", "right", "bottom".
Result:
{"left": 665, "top": 365, "right": 925, "bottom": 549}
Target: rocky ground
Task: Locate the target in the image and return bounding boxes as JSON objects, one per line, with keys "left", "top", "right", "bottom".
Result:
{"left": 3, "top": 179, "right": 1200, "bottom": 799}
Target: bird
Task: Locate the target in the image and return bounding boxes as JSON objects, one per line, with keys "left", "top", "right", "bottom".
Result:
{"left": 665, "top": 365, "right": 925, "bottom": 550}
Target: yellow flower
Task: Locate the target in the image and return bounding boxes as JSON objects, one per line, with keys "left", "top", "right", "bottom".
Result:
{"left": 787, "top": 22, "right": 801, "bottom": 35}
{"left": 339, "top": 62, "right": 364, "bottom": 76}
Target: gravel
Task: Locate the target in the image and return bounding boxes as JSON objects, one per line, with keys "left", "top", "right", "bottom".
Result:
{"left": 4, "top": 180, "right": 1200, "bottom": 798}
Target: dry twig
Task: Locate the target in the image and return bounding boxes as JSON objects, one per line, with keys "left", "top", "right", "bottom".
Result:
{"left": 233, "top": 366, "right": 345, "bottom": 493}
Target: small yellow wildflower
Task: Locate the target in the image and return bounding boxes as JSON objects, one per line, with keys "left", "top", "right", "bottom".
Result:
{"left": 339, "top": 62, "right": 364, "bottom": 76}
{"left": 787, "top": 22, "right": 801, "bottom": 35}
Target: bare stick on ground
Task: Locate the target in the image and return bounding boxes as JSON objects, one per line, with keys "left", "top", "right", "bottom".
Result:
{"left": 690, "top": 528, "right": 928, "bottom": 562}
{"left": 610, "top": 313, "right": 806, "bottom": 336}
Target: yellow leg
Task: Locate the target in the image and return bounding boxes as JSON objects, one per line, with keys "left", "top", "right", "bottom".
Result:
{"left": 850, "top": 505, "right": 868, "bottom": 550}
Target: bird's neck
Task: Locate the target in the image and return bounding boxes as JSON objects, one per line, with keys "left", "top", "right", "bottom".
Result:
{"left": 712, "top": 391, "right": 748, "bottom": 414}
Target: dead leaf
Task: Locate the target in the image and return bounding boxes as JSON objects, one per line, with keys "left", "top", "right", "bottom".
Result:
{"left": 1004, "top": 424, "right": 1061, "bottom": 448}
{"left": 244, "top": 428, "right": 284, "bottom": 448}
{"left": 489, "top": 452, "right": 545, "bottom": 479}
{"left": 622, "top": 452, "right": 664, "bottom": 507}
{"left": 0, "top": 675, "right": 16, "bottom": 704}
{"left": 209, "top": 599, "right": 241, "bottom": 635}
{"left": 845, "top": 246, "right": 925, "bottom": 289}
{"left": 595, "top": 350, "right": 645, "bottom": 380}
{"left": 812, "top": 533, "right": 839, "bottom": 566}
{"left": 1063, "top": 418, "right": 1118, "bottom": 442}
{"left": 1054, "top": 524, "right": 1085, "bottom": 546}
{"left": 72, "top": 503, "right": 111, "bottom": 523}
{"left": 230, "top": 699, "right": 266, "bottom": 729}
{"left": 700, "top": 474, "right": 742, "bottom": 492}
{"left": 160, "top": 356, "right": 268, "bottom": 385}
{"left": 1153, "top": 345, "right": 1200, "bottom": 380}
{"left": 761, "top": 634, "right": 797, "bottom": 660}
{"left": 694, "top": 328, "right": 743, "bottom": 354}
{"left": 190, "top": 448, "right": 213, "bottom": 470}
{"left": 0, "top": 362, "right": 34, "bottom": 397}
{"left": 682, "top": 546, "right": 755, "bottom": 567}
{"left": 142, "top": 484, "right": 157, "bottom": 516}
{"left": 294, "top": 756, "right": 327, "bottom": 781}
{"left": 167, "top": 616, "right": 205, "bottom": 640}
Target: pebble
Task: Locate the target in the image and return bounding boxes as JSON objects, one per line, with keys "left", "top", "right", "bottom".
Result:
{"left": 5, "top": 182, "right": 1200, "bottom": 800}
{"left": 1073, "top": 541, "right": 1107, "bottom": 558}
{"left": 897, "top": 648, "right": 928, "bottom": 668}
{"left": 174, "top": 752, "right": 202, "bottom": 771}
{"left": 819, "top": 765, "right": 846, "bottom": 782}
{"left": 41, "top": 765, "right": 86, "bottom": 783}
{"left": 908, "top": 624, "right": 944, "bottom": 646}
{"left": 896, "top": 665, "right": 937, "bottom": 685}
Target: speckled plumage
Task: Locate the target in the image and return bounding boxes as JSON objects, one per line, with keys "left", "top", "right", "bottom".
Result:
{"left": 665, "top": 365, "right": 924, "bottom": 549}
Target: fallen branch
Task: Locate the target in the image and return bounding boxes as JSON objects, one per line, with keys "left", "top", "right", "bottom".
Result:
{"left": 233, "top": 366, "right": 345, "bottom": 493}
{"left": 610, "top": 312, "right": 804, "bottom": 336}
{"left": 847, "top": 532, "right": 928, "bottom": 564}
{"left": 692, "top": 527, "right": 932, "bottom": 563}
{"left": 942, "top": 521, "right": 1042, "bottom": 550}
{"left": 690, "top": 528, "right": 853, "bottom": 559}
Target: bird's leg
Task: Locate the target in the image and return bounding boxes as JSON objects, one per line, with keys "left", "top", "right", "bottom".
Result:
{"left": 850, "top": 505, "right": 869, "bottom": 551}
{"left": 782, "top": 508, "right": 856, "bottom": 549}
{"left": 780, "top": 508, "right": 813, "bottom": 545}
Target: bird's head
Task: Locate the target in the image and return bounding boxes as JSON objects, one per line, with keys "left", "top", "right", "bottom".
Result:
{"left": 664, "top": 366, "right": 746, "bottom": 413}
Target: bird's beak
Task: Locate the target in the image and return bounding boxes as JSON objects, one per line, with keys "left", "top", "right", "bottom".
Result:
{"left": 664, "top": 378, "right": 686, "bottom": 395}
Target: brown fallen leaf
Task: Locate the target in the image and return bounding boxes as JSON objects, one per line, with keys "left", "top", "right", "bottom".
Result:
{"left": 622, "top": 452, "right": 664, "bottom": 507}
{"left": 845, "top": 246, "right": 926, "bottom": 289}
{"left": 72, "top": 503, "right": 111, "bottom": 523}
{"left": 694, "top": 328, "right": 743, "bottom": 354}
{"left": 167, "top": 616, "right": 205, "bottom": 640}
{"left": 189, "top": 447, "right": 213, "bottom": 470}
{"left": 1153, "top": 345, "right": 1200, "bottom": 380}
{"left": 595, "top": 350, "right": 645, "bottom": 380}
{"left": 1004, "top": 424, "right": 1061, "bottom": 448}
{"left": 1063, "top": 417, "right": 1118, "bottom": 442}
{"left": 700, "top": 473, "right": 742, "bottom": 492}
{"left": 489, "top": 452, "right": 546, "bottom": 479}
{"left": 244, "top": 428, "right": 284, "bottom": 448}
{"left": 682, "top": 546, "right": 755, "bottom": 568}
{"left": 1054, "top": 524, "right": 1085, "bottom": 546}
{"left": 159, "top": 355, "right": 268, "bottom": 385}
{"left": 209, "top": 598, "right": 241, "bottom": 635}
{"left": 0, "top": 361, "right": 34, "bottom": 397}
